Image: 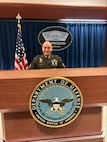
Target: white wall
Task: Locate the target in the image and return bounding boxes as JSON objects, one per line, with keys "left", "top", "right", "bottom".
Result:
{"left": 0, "top": 0, "right": 106, "bottom": 6}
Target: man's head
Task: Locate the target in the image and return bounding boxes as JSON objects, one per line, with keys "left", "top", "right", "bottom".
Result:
{"left": 42, "top": 41, "right": 53, "bottom": 56}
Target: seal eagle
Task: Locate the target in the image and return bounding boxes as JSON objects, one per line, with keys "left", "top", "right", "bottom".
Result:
{"left": 39, "top": 97, "right": 74, "bottom": 111}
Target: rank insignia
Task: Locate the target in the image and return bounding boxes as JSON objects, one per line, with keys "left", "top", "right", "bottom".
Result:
{"left": 51, "top": 59, "right": 58, "bottom": 66}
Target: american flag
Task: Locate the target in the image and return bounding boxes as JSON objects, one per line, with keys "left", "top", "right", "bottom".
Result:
{"left": 14, "top": 24, "right": 28, "bottom": 70}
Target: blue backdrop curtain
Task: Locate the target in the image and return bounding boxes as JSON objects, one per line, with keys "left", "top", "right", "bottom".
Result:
{"left": 0, "top": 20, "right": 106, "bottom": 70}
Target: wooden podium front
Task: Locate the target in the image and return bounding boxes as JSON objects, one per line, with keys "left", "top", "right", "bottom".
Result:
{"left": 0, "top": 68, "right": 107, "bottom": 142}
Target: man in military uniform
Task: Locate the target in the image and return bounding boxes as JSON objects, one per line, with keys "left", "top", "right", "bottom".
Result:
{"left": 28, "top": 41, "right": 65, "bottom": 69}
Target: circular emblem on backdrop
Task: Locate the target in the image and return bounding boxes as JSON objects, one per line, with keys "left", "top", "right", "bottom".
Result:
{"left": 29, "top": 77, "right": 83, "bottom": 128}
{"left": 38, "top": 26, "right": 73, "bottom": 51}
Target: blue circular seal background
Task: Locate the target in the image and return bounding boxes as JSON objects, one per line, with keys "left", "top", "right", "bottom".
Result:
{"left": 29, "top": 77, "right": 83, "bottom": 128}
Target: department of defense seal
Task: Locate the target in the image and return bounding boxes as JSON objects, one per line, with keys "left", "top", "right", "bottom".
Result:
{"left": 29, "top": 77, "right": 83, "bottom": 128}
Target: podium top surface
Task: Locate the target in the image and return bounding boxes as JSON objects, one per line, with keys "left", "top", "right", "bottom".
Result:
{"left": 0, "top": 67, "right": 106, "bottom": 79}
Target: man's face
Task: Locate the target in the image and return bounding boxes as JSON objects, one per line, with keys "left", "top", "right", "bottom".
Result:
{"left": 42, "top": 41, "right": 53, "bottom": 56}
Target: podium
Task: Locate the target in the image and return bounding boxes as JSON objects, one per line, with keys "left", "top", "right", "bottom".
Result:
{"left": 0, "top": 67, "right": 107, "bottom": 142}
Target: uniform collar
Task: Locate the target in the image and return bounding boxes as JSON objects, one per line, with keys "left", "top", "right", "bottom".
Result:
{"left": 43, "top": 54, "right": 51, "bottom": 59}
